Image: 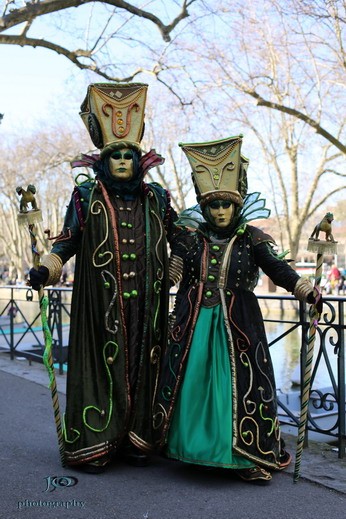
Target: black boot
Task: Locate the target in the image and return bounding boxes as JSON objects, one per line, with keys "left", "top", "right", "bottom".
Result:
{"left": 118, "top": 444, "right": 149, "bottom": 467}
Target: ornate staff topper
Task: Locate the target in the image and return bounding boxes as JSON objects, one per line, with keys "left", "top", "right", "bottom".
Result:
{"left": 16, "top": 185, "right": 65, "bottom": 467}
{"left": 294, "top": 212, "right": 338, "bottom": 482}
{"left": 16, "top": 185, "right": 42, "bottom": 269}
{"left": 308, "top": 211, "right": 337, "bottom": 251}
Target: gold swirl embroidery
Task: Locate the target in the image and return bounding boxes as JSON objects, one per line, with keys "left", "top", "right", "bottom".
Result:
{"left": 240, "top": 351, "right": 256, "bottom": 415}
{"left": 91, "top": 200, "right": 114, "bottom": 267}
{"left": 150, "top": 210, "right": 164, "bottom": 339}
{"left": 239, "top": 416, "right": 277, "bottom": 459}
{"left": 102, "top": 270, "right": 119, "bottom": 335}
{"left": 152, "top": 403, "right": 167, "bottom": 430}
{"left": 255, "top": 342, "right": 275, "bottom": 403}
{"left": 151, "top": 210, "right": 164, "bottom": 279}
{"left": 153, "top": 280, "right": 162, "bottom": 341}
{"left": 150, "top": 345, "right": 161, "bottom": 410}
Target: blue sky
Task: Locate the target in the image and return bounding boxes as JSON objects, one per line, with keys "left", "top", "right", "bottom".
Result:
{"left": 0, "top": 42, "right": 90, "bottom": 136}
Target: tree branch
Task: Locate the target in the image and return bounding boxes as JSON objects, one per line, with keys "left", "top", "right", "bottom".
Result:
{"left": 0, "top": 34, "right": 153, "bottom": 81}
{"left": 307, "top": 185, "right": 346, "bottom": 219}
{"left": 0, "top": 0, "right": 193, "bottom": 42}
{"left": 247, "top": 89, "right": 346, "bottom": 154}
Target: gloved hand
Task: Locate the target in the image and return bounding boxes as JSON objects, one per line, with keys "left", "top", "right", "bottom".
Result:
{"left": 28, "top": 266, "right": 49, "bottom": 291}
{"left": 307, "top": 289, "right": 323, "bottom": 315}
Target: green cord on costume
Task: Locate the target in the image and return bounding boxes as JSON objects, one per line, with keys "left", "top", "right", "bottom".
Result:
{"left": 63, "top": 413, "right": 81, "bottom": 444}
{"left": 83, "top": 341, "right": 118, "bottom": 432}
{"left": 259, "top": 403, "right": 276, "bottom": 436}
{"left": 41, "top": 294, "right": 55, "bottom": 388}
{"left": 277, "top": 249, "right": 290, "bottom": 259}
{"left": 74, "top": 173, "right": 95, "bottom": 186}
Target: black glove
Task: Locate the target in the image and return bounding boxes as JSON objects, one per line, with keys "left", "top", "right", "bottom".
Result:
{"left": 29, "top": 266, "right": 49, "bottom": 291}
{"left": 307, "top": 290, "right": 323, "bottom": 315}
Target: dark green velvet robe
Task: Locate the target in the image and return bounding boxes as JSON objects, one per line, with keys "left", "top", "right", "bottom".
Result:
{"left": 52, "top": 179, "right": 176, "bottom": 465}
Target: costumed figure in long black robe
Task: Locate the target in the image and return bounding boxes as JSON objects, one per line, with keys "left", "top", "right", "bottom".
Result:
{"left": 153, "top": 135, "right": 318, "bottom": 483}
{"left": 30, "top": 83, "right": 178, "bottom": 472}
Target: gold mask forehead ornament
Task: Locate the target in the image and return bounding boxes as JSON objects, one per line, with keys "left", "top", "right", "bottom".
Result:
{"left": 179, "top": 135, "right": 248, "bottom": 208}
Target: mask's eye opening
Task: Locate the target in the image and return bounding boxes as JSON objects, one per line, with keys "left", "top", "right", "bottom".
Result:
{"left": 208, "top": 200, "right": 231, "bottom": 210}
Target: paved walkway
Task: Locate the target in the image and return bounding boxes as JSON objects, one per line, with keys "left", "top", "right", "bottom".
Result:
{"left": 0, "top": 353, "right": 345, "bottom": 519}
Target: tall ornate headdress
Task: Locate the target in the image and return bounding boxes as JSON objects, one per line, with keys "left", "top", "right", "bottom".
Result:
{"left": 179, "top": 135, "right": 248, "bottom": 208}
{"left": 80, "top": 83, "right": 148, "bottom": 157}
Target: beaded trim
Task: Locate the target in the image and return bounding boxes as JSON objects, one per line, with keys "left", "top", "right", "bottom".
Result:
{"left": 40, "top": 253, "right": 63, "bottom": 286}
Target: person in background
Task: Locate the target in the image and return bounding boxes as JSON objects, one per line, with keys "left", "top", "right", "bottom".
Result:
{"left": 154, "top": 135, "right": 320, "bottom": 483}
{"left": 328, "top": 264, "right": 341, "bottom": 295}
{"left": 30, "top": 83, "right": 177, "bottom": 473}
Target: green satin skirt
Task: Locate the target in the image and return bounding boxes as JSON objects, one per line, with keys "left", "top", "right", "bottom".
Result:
{"left": 167, "top": 305, "right": 254, "bottom": 468}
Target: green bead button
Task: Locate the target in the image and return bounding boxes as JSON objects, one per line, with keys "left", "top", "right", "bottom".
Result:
{"left": 121, "top": 222, "right": 127, "bottom": 227}
{"left": 211, "top": 258, "right": 218, "bottom": 265}
{"left": 127, "top": 223, "right": 133, "bottom": 228}
{"left": 122, "top": 253, "right": 129, "bottom": 261}
{"left": 130, "top": 290, "right": 138, "bottom": 298}
{"left": 205, "top": 290, "right": 212, "bottom": 298}
{"left": 130, "top": 253, "right": 136, "bottom": 260}
{"left": 123, "top": 292, "right": 131, "bottom": 299}
{"left": 104, "top": 282, "right": 110, "bottom": 289}
{"left": 208, "top": 275, "right": 216, "bottom": 281}
{"left": 212, "top": 245, "right": 220, "bottom": 251}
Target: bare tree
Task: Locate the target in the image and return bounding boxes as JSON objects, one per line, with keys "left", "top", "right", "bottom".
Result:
{"left": 142, "top": 102, "right": 195, "bottom": 212}
{"left": 0, "top": 0, "right": 196, "bottom": 97}
{"left": 1, "top": 0, "right": 345, "bottom": 267}
{"left": 0, "top": 124, "right": 86, "bottom": 280}
{"left": 177, "top": 0, "right": 346, "bottom": 259}
{"left": 197, "top": 0, "right": 345, "bottom": 154}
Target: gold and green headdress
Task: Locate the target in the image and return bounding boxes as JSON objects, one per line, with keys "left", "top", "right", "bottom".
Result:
{"left": 179, "top": 135, "right": 248, "bottom": 208}
{"left": 80, "top": 82, "right": 148, "bottom": 157}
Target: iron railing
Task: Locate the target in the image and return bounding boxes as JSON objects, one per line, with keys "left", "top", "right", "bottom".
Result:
{"left": 257, "top": 293, "right": 345, "bottom": 457}
{"left": 0, "top": 286, "right": 345, "bottom": 456}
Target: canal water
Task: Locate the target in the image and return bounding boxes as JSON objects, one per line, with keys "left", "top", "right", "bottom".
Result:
{"left": 266, "top": 321, "right": 339, "bottom": 393}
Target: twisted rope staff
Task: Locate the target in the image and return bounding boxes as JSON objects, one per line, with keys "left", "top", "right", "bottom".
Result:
{"left": 294, "top": 233, "right": 337, "bottom": 482}
{"left": 293, "top": 252, "right": 322, "bottom": 482}
{"left": 18, "top": 210, "right": 65, "bottom": 467}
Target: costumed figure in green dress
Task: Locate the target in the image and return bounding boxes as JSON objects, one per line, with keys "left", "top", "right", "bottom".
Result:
{"left": 153, "top": 135, "right": 319, "bottom": 483}
{"left": 29, "top": 83, "right": 178, "bottom": 472}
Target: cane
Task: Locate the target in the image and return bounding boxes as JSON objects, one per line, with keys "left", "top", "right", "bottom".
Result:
{"left": 17, "top": 186, "right": 65, "bottom": 467}
{"left": 293, "top": 212, "right": 338, "bottom": 482}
